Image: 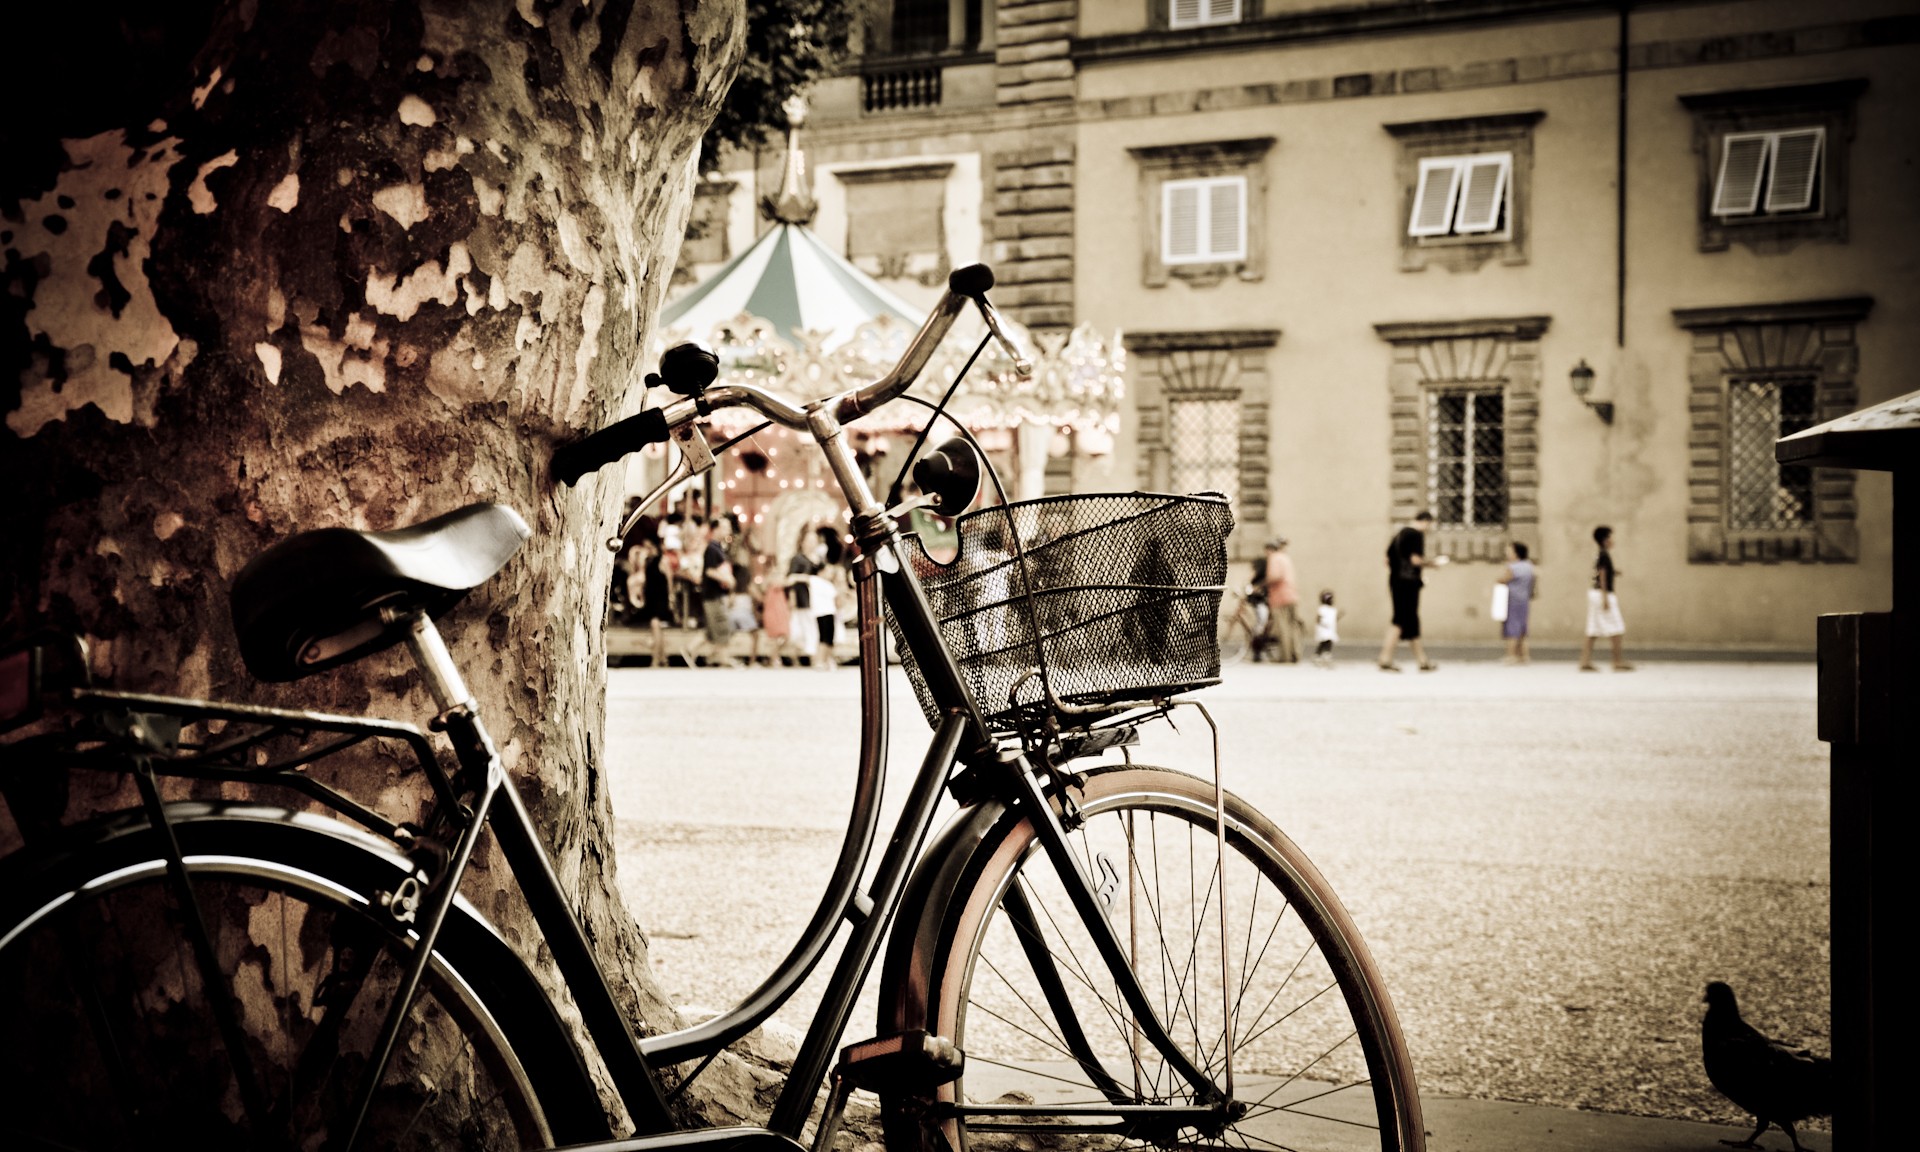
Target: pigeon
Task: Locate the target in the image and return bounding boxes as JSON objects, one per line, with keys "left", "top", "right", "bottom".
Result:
{"left": 1701, "top": 981, "right": 1832, "bottom": 1151}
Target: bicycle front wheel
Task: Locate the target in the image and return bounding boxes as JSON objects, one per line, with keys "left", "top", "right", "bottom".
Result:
{"left": 887, "top": 765, "right": 1421, "bottom": 1152}
{"left": 0, "top": 806, "right": 605, "bottom": 1150}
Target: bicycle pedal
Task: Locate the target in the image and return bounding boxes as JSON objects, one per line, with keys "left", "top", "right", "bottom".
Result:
{"left": 836, "top": 1030, "right": 963, "bottom": 1095}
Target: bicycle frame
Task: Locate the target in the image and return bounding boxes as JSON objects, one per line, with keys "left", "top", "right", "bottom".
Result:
{"left": 3, "top": 290, "right": 1235, "bottom": 1152}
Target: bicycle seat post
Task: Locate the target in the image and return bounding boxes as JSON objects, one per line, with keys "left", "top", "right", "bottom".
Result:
{"left": 391, "top": 609, "right": 475, "bottom": 718}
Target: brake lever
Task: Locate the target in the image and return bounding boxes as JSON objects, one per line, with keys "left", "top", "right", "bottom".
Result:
{"left": 976, "top": 296, "right": 1034, "bottom": 377}
{"left": 604, "top": 424, "right": 717, "bottom": 552}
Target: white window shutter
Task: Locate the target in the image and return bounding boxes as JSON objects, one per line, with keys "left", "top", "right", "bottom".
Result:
{"left": 1764, "top": 127, "right": 1823, "bottom": 213}
{"left": 1712, "top": 133, "right": 1771, "bottom": 216}
{"left": 1408, "top": 159, "right": 1462, "bottom": 237}
{"left": 1452, "top": 154, "right": 1510, "bottom": 234}
{"left": 1204, "top": 0, "right": 1242, "bottom": 23}
{"left": 1170, "top": 0, "right": 1203, "bottom": 27}
{"left": 1164, "top": 182, "right": 1201, "bottom": 261}
{"left": 1208, "top": 178, "right": 1245, "bottom": 259}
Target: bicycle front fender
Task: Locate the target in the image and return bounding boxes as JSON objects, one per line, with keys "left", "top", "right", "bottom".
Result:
{"left": 876, "top": 796, "right": 1010, "bottom": 1040}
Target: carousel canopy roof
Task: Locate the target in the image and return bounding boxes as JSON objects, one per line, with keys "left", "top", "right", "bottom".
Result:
{"left": 660, "top": 221, "right": 922, "bottom": 351}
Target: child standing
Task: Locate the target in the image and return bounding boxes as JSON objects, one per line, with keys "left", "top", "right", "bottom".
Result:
{"left": 1313, "top": 590, "right": 1342, "bottom": 668}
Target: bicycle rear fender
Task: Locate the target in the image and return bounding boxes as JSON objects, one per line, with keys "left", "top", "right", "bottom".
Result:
{"left": 0, "top": 800, "right": 613, "bottom": 1144}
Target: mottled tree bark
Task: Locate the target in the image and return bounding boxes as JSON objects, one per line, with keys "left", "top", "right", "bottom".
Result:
{"left": 2, "top": 0, "right": 751, "bottom": 1130}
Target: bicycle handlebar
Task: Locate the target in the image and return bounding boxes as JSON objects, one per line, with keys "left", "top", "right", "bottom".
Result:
{"left": 549, "top": 264, "right": 1029, "bottom": 486}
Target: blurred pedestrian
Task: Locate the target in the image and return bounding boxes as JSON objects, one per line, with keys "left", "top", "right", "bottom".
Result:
{"left": 686, "top": 517, "right": 737, "bottom": 666}
{"left": 628, "top": 535, "right": 673, "bottom": 668}
{"left": 785, "top": 525, "right": 822, "bottom": 667}
{"left": 1378, "top": 510, "right": 1444, "bottom": 672}
{"left": 1263, "top": 536, "right": 1301, "bottom": 664}
{"left": 1312, "top": 589, "right": 1342, "bottom": 668}
{"left": 1497, "top": 541, "right": 1536, "bottom": 665}
{"left": 1579, "top": 525, "right": 1633, "bottom": 672}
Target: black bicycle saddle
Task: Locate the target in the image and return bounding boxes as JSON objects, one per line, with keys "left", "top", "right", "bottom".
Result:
{"left": 230, "top": 503, "right": 530, "bottom": 683}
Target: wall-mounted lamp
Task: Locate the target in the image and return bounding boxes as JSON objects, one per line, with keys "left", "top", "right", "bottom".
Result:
{"left": 1569, "top": 359, "right": 1613, "bottom": 424}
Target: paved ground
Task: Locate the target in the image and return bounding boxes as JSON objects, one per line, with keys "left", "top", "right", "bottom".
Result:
{"left": 604, "top": 655, "right": 1831, "bottom": 1149}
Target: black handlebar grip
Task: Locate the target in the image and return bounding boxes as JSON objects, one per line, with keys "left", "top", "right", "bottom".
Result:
{"left": 551, "top": 408, "right": 672, "bottom": 487}
{"left": 947, "top": 263, "right": 995, "bottom": 297}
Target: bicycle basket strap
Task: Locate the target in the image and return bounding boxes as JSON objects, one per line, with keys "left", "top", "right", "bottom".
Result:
{"left": 890, "top": 492, "right": 1232, "bottom": 731}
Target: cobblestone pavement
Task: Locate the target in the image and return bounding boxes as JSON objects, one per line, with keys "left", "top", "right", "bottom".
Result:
{"left": 605, "top": 657, "right": 1829, "bottom": 1130}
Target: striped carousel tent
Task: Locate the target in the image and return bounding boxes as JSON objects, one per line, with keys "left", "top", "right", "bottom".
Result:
{"left": 660, "top": 221, "right": 922, "bottom": 351}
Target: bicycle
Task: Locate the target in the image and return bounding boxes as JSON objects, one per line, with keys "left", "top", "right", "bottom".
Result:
{"left": 0, "top": 263, "right": 1422, "bottom": 1152}
{"left": 1216, "top": 589, "right": 1268, "bottom": 664}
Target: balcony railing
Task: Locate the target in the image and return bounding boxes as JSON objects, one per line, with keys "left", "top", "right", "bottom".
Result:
{"left": 862, "top": 64, "right": 943, "bottom": 114}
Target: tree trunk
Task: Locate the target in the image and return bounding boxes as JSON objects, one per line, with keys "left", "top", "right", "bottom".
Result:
{"left": 2, "top": 0, "right": 752, "bottom": 1133}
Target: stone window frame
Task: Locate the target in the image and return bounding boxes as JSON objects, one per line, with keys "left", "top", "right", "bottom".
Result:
{"left": 1123, "top": 329, "right": 1278, "bottom": 558}
{"left": 1673, "top": 297, "right": 1872, "bottom": 563}
{"left": 1383, "top": 111, "right": 1542, "bottom": 274}
{"left": 1148, "top": 0, "right": 1262, "bottom": 31}
{"left": 1678, "top": 79, "right": 1865, "bottom": 255}
{"left": 1374, "top": 316, "right": 1547, "bottom": 563}
{"left": 836, "top": 161, "right": 955, "bottom": 286}
{"left": 1127, "top": 137, "right": 1273, "bottom": 289}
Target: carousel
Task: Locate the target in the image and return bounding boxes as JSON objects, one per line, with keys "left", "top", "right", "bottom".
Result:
{"left": 635, "top": 97, "right": 1126, "bottom": 565}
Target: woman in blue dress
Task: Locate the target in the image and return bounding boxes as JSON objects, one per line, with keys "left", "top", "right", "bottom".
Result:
{"left": 1498, "top": 541, "right": 1536, "bottom": 664}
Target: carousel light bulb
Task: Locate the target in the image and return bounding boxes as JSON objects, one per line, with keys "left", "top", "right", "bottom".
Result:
{"left": 779, "top": 480, "right": 789, "bottom": 488}
{"left": 735, "top": 468, "right": 745, "bottom": 479}
{"left": 753, "top": 513, "right": 764, "bottom": 523}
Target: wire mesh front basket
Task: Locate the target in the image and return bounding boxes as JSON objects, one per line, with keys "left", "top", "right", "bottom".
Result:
{"left": 892, "top": 492, "right": 1233, "bottom": 733}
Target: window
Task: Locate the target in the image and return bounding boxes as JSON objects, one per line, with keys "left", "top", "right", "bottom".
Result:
{"left": 1726, "top": 376, "right": 1817, "bottom": 529}
{"left": 838, "top": 162, "right": 953, "bottom": 285}
{"left": 1169, "top": 396, "right": 1241, "bottom": 501}
{"left": 1384, "top": 112, "right": 1540, "bottom": 273}
{"left": 1169, "top": 0, "right": 1241, "bottom": 28}
{"left": 1673, "top": 297, "right": 1871, "bottom": 563}
{"left": 1375, "top": 316, "right": 1546, "bottom": 563}
{"left": 1409, "top": 153, "right": 1510, "bottom": 238}
{"left": 1680, "top": 79, "right": 1863, "bottom": 253}
{"left": 1125, "top": 329, "right": 1278, "bottom": 554}
{"left": 1712, "top": 129, "right": 1823, "bottom": 218}
{"left": 1127, "top": 137, "right": 1271, "bottom": 288}
{"left": 1428, "top": 389, "right": 1506, "bottom": 528}
{"left": 1162, "top": 177, "right": 1246, "bottom": 264}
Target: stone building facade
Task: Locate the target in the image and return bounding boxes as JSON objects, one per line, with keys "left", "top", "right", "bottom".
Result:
{"left": 678, "top": 0, "right": 1918, "bottom": 649}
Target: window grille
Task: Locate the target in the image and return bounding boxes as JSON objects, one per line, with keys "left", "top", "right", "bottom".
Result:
{"left": 1170, "top": 0, "right": 1242, "bottom": 29}
{"left": 1712, "top": 128, "right": 1824, "bottom": 217}
{"left": 1162, "top": 176, "right": 1246, "bottom": 264}
{"left": 1169, "top": 397, "right": 1240, "bottom": 503}
{"left": 1727, "top": 376, "right": 1817, "bottom": 530}
{"left": 1427, "top": 389, "right": 1506, "bottom": 527}
{"left": 1408, "top": 153, "right": 1511, "bottom": 238}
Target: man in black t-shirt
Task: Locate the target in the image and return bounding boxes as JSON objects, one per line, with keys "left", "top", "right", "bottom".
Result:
{"left": 1378, "top": 510, "right": 1443, "bottom": 671}
{"left": 687, "top": 518, "right": 736, "bottom": 666}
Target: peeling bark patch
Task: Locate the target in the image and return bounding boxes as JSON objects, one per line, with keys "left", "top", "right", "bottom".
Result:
{"left": 191, "top": 66, "right": 223, "bottom": 110}
{"left": 153, "top": 511, "right": 184, "bottom": 540}
{"left": 398, "top": 94, "right": 437, "bottom": 127}
{"left": 266, "top": 172, "right": 300, "bottom": 212}
{"left": 188, "top": 151, "right": 239, "bottom": 214}
{"left": 372, "top": 182, "right": 428, "bottom": 230}
{"left": 8, "top": 131, "right": 183, "bottom": 437}
{"left": 365, "top": 242, "right": 471, "bottom": 322}
{"left": 256, "top": 341, "right": 282, "bottom": 383}
{"left": 567, "top": 281, "right": 605, "bottom": 417}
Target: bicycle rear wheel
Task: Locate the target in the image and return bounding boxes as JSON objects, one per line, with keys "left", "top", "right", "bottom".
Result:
{"left": 0, "top": 805, "right": 605, "bottom": 1150}
{"left": 884, "top": 765, "right": 1421, "bottom": 1152}
{"left": 1216, "top": 605, "right": 1253, "bottom": 665}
